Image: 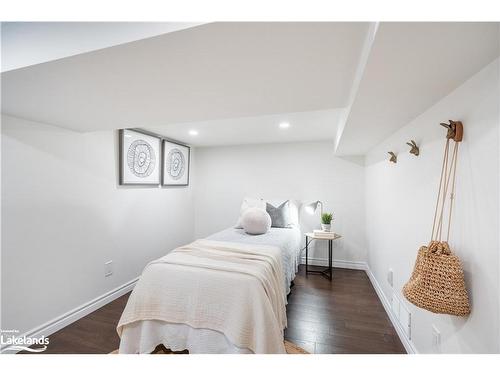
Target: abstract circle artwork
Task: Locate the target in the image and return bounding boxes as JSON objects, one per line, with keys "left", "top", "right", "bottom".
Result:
{"left": 166, "top": 148, "right": 185, "bottom": 180}
{"left": 127, "top": 139, "right": 156, "bottom": 178}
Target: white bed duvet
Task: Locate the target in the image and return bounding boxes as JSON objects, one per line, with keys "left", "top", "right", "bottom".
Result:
{"left": 207, "top": 226, "right": 302, "bottom": 294}
{"left": 118, "top": 227, "right": 302, "bottom": 354}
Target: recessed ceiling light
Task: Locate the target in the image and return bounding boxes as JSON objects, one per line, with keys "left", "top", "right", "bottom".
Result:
{"left": 279, "top": 122, "right": 290, "bottom": 129}
{"left": 189, "top": 130, "right": 199, "bottom": 136}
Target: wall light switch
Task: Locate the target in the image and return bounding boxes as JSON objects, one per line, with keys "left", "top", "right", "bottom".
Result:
{"left": 105, "top": 261, "right": 113, "bottom": 277}
{"left": 432, "top": 325, "right": 441, "bottom": 350}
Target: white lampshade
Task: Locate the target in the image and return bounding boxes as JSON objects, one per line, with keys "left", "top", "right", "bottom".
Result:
{"left": 304, "top": 200, "right": 323, "bottom": 215}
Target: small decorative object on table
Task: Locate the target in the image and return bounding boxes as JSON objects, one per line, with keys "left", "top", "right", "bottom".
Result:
{"left": 321, "top": 212, "right": 333, "bottom": 232}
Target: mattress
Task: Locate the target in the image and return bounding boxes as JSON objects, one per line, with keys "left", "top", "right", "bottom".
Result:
{"left": 118, "top": 226, "right": 302, "bottom": 354}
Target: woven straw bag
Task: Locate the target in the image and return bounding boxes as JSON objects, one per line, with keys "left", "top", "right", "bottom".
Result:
{"left": 403, "top": 124, "right": 470, "bottom": 316}
{"left": 403, "top": 242, "right": 470, "bottom": 316}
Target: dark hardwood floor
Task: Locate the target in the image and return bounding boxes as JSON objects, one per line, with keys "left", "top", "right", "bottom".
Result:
{"left": 21, "top": 292, "right": 130, "bottom": 354}
{"left": 284, "top": 266, "right": 405, "bottom": 354}
{"left": 22, "top": 265, "right": 405, "bottom": 354}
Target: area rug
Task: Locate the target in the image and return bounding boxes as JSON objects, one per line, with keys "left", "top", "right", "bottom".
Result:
{"left": 110, "top": 340, "right": 309, "bottom": 354}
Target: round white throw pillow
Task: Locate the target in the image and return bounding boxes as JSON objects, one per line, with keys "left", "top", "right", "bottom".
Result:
{"left": 241, "top": 208, "right": 271, "bottom": 235}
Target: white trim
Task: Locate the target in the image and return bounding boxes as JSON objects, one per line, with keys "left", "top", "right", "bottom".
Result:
{"left": 1, "top": 277, "right": 138, "bottom": 353}
{"left": 365, "top": 267, "right": 417, "bottom": 354}
{"left": 300, "top": 256, "right": 368, "bottom": 270}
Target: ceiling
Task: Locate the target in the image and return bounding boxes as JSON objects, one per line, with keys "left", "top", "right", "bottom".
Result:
{"left": 1, "top": 22, "right": 499, "bottom": 153}
{"left": 1, "top": 22, "right": 203, "bottom": 72}
{"left": 145, "top": 109, "right": 343, "bottom": 147}
{"left": 1, "top": 22, "right": 369, "bottom": 133}
{"left": 335, "top": 22, "right": 500, "bottom": 155}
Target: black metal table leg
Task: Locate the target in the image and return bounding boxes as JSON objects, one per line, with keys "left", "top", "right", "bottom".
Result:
{"left": 304, "top": 233, "right": 341, "bottom": 281}
{"left": 305, "top": 235, "right": 308, "bottom": 275}
{"left": 328, "top": 239, "right": 333, "bottom": 280}
{"left": 305, "top": 235, "right": 334, "bottom": 281}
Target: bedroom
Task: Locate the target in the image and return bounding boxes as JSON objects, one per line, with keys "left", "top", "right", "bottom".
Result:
{"left": 1, "top": 2, "right": 500, "bottom": 373}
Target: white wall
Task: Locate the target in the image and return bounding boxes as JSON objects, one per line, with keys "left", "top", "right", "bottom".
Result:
{"left": 1, "top": 115, "right": 195, "bottom": 335}
{"left": 365, "top": 60, "right": 500, "bottom": 353}
{"left": 2, "top": 60, "right": 497, "bottom": 354}
{"left": 193, "top": 142, "right": 366, "bottom": 265}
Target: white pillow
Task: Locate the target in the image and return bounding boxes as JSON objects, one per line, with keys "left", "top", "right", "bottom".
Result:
{"left": 241, "top": 208, "right": 271, "bottom": 235}
{"left": 235, "top": 197, "right": 266, "bottom": 228}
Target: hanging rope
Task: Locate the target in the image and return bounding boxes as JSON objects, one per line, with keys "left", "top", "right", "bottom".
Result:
{"left": 446, "top": 142, "right": 459, "bottom": 242}
{"left": 430, "top": 138, "right": 449, "bottom": 241}
{"left": 430, "top": 138, "right": 460, "bottom": 244}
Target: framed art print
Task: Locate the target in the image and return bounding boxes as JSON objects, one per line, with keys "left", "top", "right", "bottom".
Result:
{"left": 119, "top": 129, "right": 161, "bottom": 185}
{"left": 162, "top": 140, "right": 190, "bottom": 186}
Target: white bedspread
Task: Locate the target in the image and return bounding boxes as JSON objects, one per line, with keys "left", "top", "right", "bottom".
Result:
{"left": 119, "top": 321, "right": 253, "bottom": 354}
{"left": 206, "top": 226, "right": 302, "bottom": 294}
{"left": 117, "top": 239, "right": 287, "bottom": 354}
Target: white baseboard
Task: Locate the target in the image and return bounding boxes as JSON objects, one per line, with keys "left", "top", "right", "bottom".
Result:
{"left": 300, "top": 256, "right": 368, "bottom": 270}
{"left": 365, "top": 267, "right": 417, "bottom": 354}
{"left": 1, "top": 277, "right": 138, "bottom": 353}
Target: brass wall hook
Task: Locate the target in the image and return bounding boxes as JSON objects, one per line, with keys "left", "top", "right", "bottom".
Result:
{"left": 388, "top": 152, "right": 397, "bottom": 163}
{"left": 440, "top": 120, "right": 463, "bottom": 142}
{"left": 406, "top": 140, "right": 419, "bottom": 156}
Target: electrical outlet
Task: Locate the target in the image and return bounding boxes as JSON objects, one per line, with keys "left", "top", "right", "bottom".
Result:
{"left": 105, "top": 261, "right": 113, "bottom": 277}
{"left": 399, "top": 302, "right": 412, "bottom": 339}
{"left": 391, "top": 294, "right": 400, "bottom": 319}
{"left": 387, "top": 268, "right": 394, "bottom": 287}
{"left": 432, "top": 325, "right": 441, "bottom": 350}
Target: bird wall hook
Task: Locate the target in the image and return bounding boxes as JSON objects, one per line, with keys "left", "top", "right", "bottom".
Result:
{"left": 388, "top": 152, "right": 397, "bottom": 163}
{"left": 439, "top": 120, "right": 463, "bottom": 142}
{"left": 406, "top": 140, "right": 420, "bottom": 156}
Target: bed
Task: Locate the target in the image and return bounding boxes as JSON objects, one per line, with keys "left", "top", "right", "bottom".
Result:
{"left": 117, "top": 225, "right": 302, "bottom": 354}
